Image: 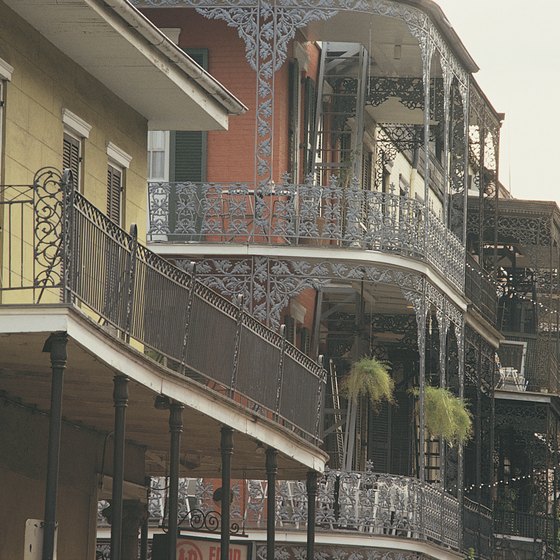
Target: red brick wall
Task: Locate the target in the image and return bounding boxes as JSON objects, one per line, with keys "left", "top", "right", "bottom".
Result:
{"left": 142, "top": 8, "right": 290, "bottom": 183}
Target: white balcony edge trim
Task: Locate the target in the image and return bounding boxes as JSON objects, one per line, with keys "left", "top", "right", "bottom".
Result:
{"left": 0, "top": 305, "right": 327, "bottom": 473}
{"left": 96, "top": 527, "right": 464, "bottom": 559}
{"left": 150, "top": 243, "right": 468, "bottom": 312}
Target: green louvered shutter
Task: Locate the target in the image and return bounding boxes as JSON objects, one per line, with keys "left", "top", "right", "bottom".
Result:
{"left": 171, "top": 49, "right": 208, "bottom": 183}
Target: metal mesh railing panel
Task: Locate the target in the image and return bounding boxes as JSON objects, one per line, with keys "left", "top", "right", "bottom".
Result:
{"left": 279, "top": 355, "right": 320, "bottom": 439}
{"left": 235, "top": 327, "right": 280, "bottom": 412}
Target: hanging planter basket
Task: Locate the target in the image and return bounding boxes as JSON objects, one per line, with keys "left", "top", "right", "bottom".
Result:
{"left": 341, "top": 357, "right": 394, "bottom": 408}
{"left": 415, "top": 386, "right": 473, "bottom": 446}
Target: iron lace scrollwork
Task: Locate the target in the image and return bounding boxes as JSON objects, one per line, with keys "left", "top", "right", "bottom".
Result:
{"left": 33, "top": 167, "right": 72, "bottom": 300}
{"left": 178, "top": 508, "right": 242, "bottom": 535}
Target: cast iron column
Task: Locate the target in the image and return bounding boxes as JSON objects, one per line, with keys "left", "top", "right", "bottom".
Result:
{"left": 306, "top": 471, "right": 318, "bottom": 560}
{"left": 41, "top": 332, "right": 68, "bottom": 560}
{"left": 266, "top": 448, "right": 278, "bottom": 560}
{"left": 220, "top": 426, "right": 234, "bottom": 560}
{"left": 168, "top": 402, "right": 184, "bottom": 560}
{"left": 111, "top": 375, "right": 129, "bottom": 560}
{"left": 140, "top": 513, "right": 149, "bottom": 560}
{"left": 121, "top": 500, "right": 147, "bottom": 560}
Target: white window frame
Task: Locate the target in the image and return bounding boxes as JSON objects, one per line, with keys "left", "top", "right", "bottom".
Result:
{"left": 106, "top": 143, "right": 132, "bottom": 227}
{"left": 147, "top": 131, "right": 170, "bottom": 182}
{"left": 0, "top": 57, "right": 13, "bottom": 184}
{"left": 107, "top": 142, "right": 132, "bottom": 170}
{"left": 62, "top": 109, "right": 91, "bottom": 191}
{"left": 62, "top": 108, "right": 92, "bottom": 139}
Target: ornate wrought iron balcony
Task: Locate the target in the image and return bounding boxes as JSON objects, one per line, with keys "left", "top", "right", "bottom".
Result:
{"left": 465, "top": 254, "right": 498, "bottom": 326}
{"left": 494, "top": 509, "right": 556, "bottom": 548}
{"left": 0, "top": 169, "right": 326, "bottom": 445}
{"left": 137, "top": 467, "right": 463, "bottom": 553}
{"left": 148, "top": 180, "right": 465, "bottom": 290}
{"left": 497, "top": 334, "right": 560, "bottom": 395}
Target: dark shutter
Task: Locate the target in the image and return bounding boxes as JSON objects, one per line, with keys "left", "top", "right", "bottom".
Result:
{"left": 369, "top": 400, "right": 390, "bottom": 472}
{"left": 172, "top": 131, "right": 206, "bottom": 182}
{"left": 63, "top": 133, "right": 80, "bottom": 185}
{"left": 107, "top": 165, "right": 122, "bottom": 224}
{"left": 362, "top": 150, "right": 373, "bottom": 190}
{"left": 390, "top": 392, "right": 411, "bottom": 475}
{"left": 300, "top": 327, "right": 310, "bottom": 355}
{"left": 302, "top": 77, "right": 316, "bottom": 176}
{"left": 283, "top": 315, "right": 296, "bottom": 345}
{"left": 368, "top": 392, "right": 412, "bottom": 475}
{"left": 171, "top": 49, "right": 209, "bottom": 183}
{"left": 288, "top": 59, "right": 300, "bottom": 179}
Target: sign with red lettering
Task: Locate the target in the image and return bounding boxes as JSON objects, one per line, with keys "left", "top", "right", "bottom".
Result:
{"left": 152, "top": 533, "right": 250, "bottom": 560}
{"left": 176, "top": 537, "right": 248, "bottom": 560}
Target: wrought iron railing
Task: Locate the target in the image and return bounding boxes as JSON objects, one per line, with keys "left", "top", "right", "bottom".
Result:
{"left": 138, "top": 467, "right": 462, "bottom": 552}
{"left": 465, "top": 255, "right": 498, "bottom": 327}
{"left": 147, "top": 180, "right": 465, "bottom": 289}
{"left": 494, "top": 509, "right": 556, "bottom": 544}
{"left": 463, "top": 497, "right": 493, "bottom": 559}
{"left": 0, "top": 169, "right": 326, "bottom": 444}
{"left": 500, "top": 334, "right": 560, "bottom": 394}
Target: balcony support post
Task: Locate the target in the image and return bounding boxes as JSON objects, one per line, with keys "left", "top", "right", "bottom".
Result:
{"left": 140, "top": 506, "right": 149, "bottom": 560}
{"left": 306, "top": 471, "right": 318, "bottom": 560}
{"left": 220, "top": 426, "right": 234, "bottom": 560}
{"left": 41, "top": 332, "right": 68, "bottom": 560}
{"left": 168, "top": 402, "right": 184, "bottom": 560}
{"left": 111, "top": 375, "right": 129, "bottom": 560}
{"left": 266, "top": 448, "right": 278, "bottom": 560}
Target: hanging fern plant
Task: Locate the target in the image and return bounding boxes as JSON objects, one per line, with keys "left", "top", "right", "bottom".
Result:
{"left": 342, "top": 357, "right": 394, "bottom": 409}
{"left": 415, "top": 386, "right": 473, "bottom": 446}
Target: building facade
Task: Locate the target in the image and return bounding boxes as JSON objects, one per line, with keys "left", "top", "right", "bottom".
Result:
{"left": 132, "top": 1, "right": 505, "bottom": 559}
{"left": 0, "top": 1, "right": 327, "bottom": 558}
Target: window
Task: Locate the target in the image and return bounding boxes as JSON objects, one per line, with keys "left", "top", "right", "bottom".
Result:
{"left": 106, "top": 142, "right": 132, "bottom": 226}
{"left": 62, "top": 109, "right": 91, "bottom": 190}
{"left": 107, "top": 164, "right": 123, "bottom": 225}
{"left": 302, "top": 77, "right": 316, "bottom": 176}
{"left": 63, "top": 133, "right": 81, "bottom": 185}
{"left": 0, "top": 57, "right": 14, "bottom": 183}
{"left": 148, "top": 131, "right": 169, "bottom": 182}
{"left": 170, "top": 49, "right": 209, "bottom": 183}
{"left": 288, "top": 59, "right": 300, "bottom": 180}
{"left": 362, "top": 150, "right": 374, "bottom": 190}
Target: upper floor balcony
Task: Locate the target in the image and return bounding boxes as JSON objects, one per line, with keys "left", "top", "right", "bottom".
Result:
{"left": 465, "top": 254, "right": 498, "bottom": 327}
{"left": 0, "top": 169, "right": 326, "bottom": 448}
{"left": 147, "top": 179, "right": 466, "bottom": 291}
{"left": 102, "top": 466, "right": 492, "bottom": 559}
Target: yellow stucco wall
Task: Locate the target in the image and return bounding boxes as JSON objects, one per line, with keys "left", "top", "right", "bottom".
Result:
{"left": 0, "top": 2, "right": 148, "bottom": 238}
{"left": 0, "top": 2, "right": 150, "bottom": 305}
{"left": 0, "top": 5, "right": 150, "bottom": 558}
{"left": 0, "top": 400, "right": 146, "bottom": 560}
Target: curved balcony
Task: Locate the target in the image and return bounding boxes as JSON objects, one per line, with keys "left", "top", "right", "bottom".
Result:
{"left": 148, "top": 181, "right": 465, "bottom": 290}
{"left": 125, "top": 468, "right": 470, "bottom": 555}
{"left": 0, "top": 170, "right": 326, "bottom": 446}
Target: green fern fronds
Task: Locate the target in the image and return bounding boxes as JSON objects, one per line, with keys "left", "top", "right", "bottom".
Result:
{"left": 342, "top": 357, "right": 394, "bottom": 409}
{"left": 416, "top": 386, "right": 473, "bottom": 445}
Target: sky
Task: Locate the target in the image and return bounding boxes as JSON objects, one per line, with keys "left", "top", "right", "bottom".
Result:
{"left": 435, "top": 1, "right": 560, "bottom": 203}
